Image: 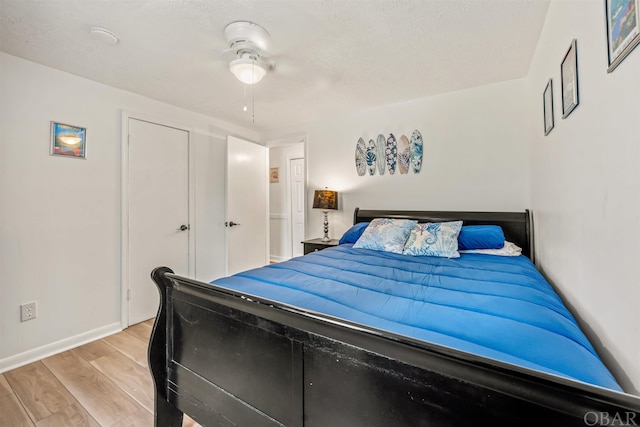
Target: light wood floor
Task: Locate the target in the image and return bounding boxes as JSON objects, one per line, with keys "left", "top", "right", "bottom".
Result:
{"left": 0, "top": 319, "right": 200, "bottom": 427}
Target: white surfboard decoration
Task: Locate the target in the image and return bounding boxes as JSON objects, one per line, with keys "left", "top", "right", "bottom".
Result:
{"left": 410, "top": 129, "right": 423, "bottom": 174}
{"left": 366, "top": 139, "right": 377, "bottom": 175}
{"left": 376, "top": 134, "right": 386, "bottom": 175}
{"left": 397, "top": 134, "right": 410, "bottom": 174}
{"left": 355, "top": 137, "right": 366, "bottom": 176}
{"left": 385, "top": 133, "right": 397, "bottom": 175}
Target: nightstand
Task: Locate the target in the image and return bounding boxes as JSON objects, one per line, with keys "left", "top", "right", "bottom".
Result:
{"left": 302, "top": 238, "right": 339, "bottom": 255}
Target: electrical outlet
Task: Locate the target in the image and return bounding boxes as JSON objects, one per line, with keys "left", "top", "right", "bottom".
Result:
{"left": 21, "top": 302, "right": 37, "bottom": 322}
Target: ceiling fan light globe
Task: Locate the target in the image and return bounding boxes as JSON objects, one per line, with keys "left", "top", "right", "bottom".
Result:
{"left": 230, "top": 58, "right": 267, "bottom": 84}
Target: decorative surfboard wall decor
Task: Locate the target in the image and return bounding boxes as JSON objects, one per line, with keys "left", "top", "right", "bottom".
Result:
{"left": 397, "top": 135, "right": 410, "bottom": 175}
{"left": 355, "top": 137, "right": 366, "bottom": 176}
{"left": 410, "top": 130, "right": 423, "bottom": 174}
{"left": 386, "top": 133, "right": 397, "bottom": 175}
{"left": 366, "top": 139, "right": 376, "bottom": 176}
{"left": 376, "top": 134, "right": 386, "bottom": 175}
{"left": 354, "top": 130, "right": 423, "bottom": 176}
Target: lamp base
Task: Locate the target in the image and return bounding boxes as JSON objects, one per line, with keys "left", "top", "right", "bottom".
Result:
{"left": 322, "top": 210, "right": 330, "bottom": 242}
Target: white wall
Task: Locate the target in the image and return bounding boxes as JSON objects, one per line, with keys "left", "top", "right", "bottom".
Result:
{"left": 526, "top": 0, "right": 640, "bottom": 393}
{"left": 0, "top": 52, "right": 254, "bottom": 370}
{"left": 268, "top": 143, "right": 305, "bottom": 262}
{"left": 304, "top": 78, "right": 531, "bottom": 240}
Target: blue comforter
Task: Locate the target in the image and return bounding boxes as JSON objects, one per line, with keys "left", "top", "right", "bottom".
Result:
{"left": 212, "top": 244, "right": 621, "bottom": 391}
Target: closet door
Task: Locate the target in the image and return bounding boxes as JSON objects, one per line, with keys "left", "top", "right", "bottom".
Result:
{"left": 127, "top": 118, "right": 190, "bottom": 325}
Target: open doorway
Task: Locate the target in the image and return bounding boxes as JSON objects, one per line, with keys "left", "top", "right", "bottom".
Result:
{"left": 268, "top": 140, "right": 305, "bottom": 262}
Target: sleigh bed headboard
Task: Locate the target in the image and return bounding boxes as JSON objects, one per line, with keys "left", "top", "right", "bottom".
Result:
{"left": 353, "top": 207, "right": 533, "bottom": 261}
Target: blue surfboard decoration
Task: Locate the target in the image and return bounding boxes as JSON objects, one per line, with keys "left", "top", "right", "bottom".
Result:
{"left": 355, "top": 137, "right": 366, "bottom": 176}
{"left": 376, "top": 134, "right": 386, "bottom": 175}
{"left": 385, "top": 133, "right": 397, "bottom": 175}
{"left": 410, "top": 130, "right": 423, "bottom": 173}
{"left": 366, "top": 139, "right": 377, "bottom": 175}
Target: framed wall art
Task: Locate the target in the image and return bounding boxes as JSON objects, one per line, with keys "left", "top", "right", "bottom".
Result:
{"left": 50, "top": 121, "right": 86, "bottom": 159}
{"left": 561, "top": 39, "right": 579, "bottom": 119}
{"left": 605, "top": 0, "right": 640, "bottom": 72}
{"left": 269, "top": 167, "right": 279, "bottom": 183}
{"left": 543, "top": 79, "right": 554, "bottom": 135}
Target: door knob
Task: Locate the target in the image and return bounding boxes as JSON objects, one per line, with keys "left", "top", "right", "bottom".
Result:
{"left": 225, "top": 221, "right": 240, "bottom": 227}
{"left": 177, "top": 224, "right": 189, "bottom": 231}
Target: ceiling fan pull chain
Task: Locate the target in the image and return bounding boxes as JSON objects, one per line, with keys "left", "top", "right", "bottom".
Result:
{"left": 243, "top": 83, "right": 248, "bottom": 112}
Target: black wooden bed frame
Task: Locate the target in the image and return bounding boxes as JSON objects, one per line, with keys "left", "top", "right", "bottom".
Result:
{"left": 149, "top": 208, "right": 640, "bottom": 426}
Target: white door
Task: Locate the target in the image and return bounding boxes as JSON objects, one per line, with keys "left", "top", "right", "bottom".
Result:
{"left": 127, "top": 118, "right": 190, "bottom": 325}
{"left": 226, "top": 136, "right": 268, "bottom": 276}
{"left": 290, "top": 158, "right": 305, "bottom": 257}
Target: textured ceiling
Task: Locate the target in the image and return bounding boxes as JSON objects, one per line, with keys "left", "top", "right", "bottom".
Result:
{"left": 0, "top": 0, "right": 550, "bottom": 133}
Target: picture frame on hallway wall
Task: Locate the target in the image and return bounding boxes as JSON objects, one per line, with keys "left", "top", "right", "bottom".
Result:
{"left": 561, "top": 39, "right": 579, "bottom": 119}
{"left": 50, "top": 122, "right": 86, "bottom": 159}
{"left": 605, "top": 0, "right": 640, "bottom": 73}
{"left": 543, "top": 78, "right": 554, "bottom": 136}
{"left": 269, "top": 167, "right": 279, "bottom": 183}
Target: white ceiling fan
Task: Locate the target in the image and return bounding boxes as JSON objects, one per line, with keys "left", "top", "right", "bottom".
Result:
{"left": 223, "top": 21, "right": 275, "bottom": 85}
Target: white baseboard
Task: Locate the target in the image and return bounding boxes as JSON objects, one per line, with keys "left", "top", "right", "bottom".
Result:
{"left": 269, "top": 213, "right": 289, "bottom": 220}
{"left": 270, "top": 255, "right": 290, "bottom": 263}
{"left": 0, "top": 322, "right": 122, "bottom": 374}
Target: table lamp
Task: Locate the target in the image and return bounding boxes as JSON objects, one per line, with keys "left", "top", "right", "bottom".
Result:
{"left": 312, "top": 189, "right": 338, "bottom": 242}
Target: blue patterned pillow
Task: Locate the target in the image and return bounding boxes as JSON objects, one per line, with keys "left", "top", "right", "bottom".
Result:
{"left": 402, "top": 221, "right": 463, "bottom": 258}
{"left": 353, "top": 218, "right": 417, "bottom": 254}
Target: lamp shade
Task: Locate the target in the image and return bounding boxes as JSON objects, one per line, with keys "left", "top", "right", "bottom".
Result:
{"left": 230, "top": 57, "right": 267, "bottom": 85}
{"left": 312, "top": 189, "right": 338, "bottom": 210}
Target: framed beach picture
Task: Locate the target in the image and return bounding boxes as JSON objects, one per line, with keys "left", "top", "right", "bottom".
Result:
{"left": 605, "top": 0, "right": 640, "bottom": 72}
{"left": 543, "top": 79, "right": 554, "bottom": 135}
{"left": 561, "top": 39, "right": 579, "bottom": 119}
{"left": 50, "top": 122, "right": 86, "bottom": 159}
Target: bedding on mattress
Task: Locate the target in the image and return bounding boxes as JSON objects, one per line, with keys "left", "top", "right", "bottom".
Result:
{"left": 211, "top": 244, "right": 621, "bottom": 391}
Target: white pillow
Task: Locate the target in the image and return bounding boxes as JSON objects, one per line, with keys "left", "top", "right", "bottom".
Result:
{"left": 402, "top": 221, "right": 462, "bottom": 258}
{"left": 353, "top": 218, "right": 417, "bottom": 254}
{"left": 459, "top": 241, "right": 522, "bottom": 256}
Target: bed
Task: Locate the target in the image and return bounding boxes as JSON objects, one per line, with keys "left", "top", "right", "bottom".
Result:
{"left": 149, "top": 208, "right": 640, "bottom": 426}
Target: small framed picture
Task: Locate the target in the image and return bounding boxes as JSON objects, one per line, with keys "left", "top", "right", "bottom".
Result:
{"left": 605, "top": 0, "right": 640, "bottom": 73}
{"left": 269, "top": 167, "right": 279, "bottom": 183}
{"left": 50, "top": 122, "right": 86, "bottom": 159}
{"left": 561, "top": 39, "right": 579, "bottom": 119}
{"left": 543, "top": 79, "right": 554, "bottom": 135}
